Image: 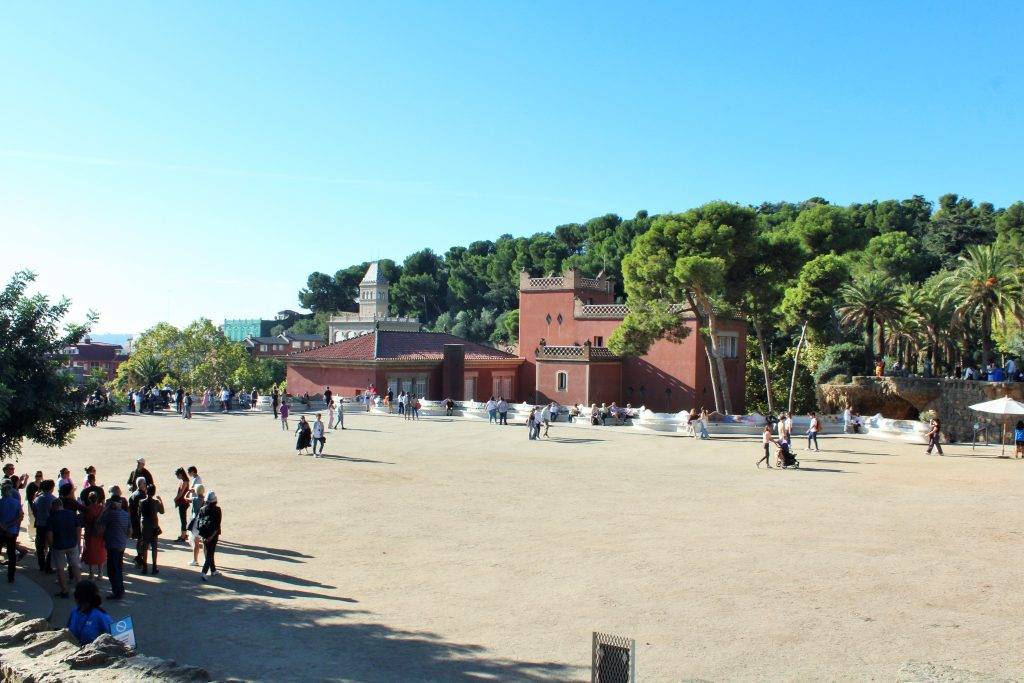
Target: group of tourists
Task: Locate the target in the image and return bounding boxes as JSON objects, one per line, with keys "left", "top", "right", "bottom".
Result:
{"left": 0, "top": 458, "right": 224, "bottom": 610}
{"left": 484, "top": 397, "right": 511, "bottom": 425}
{"left": 756, "top": 411, "right": 821, "bottom": 468}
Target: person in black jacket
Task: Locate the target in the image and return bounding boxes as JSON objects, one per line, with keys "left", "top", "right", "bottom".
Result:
{"left": 197, "top": 492, "right": 222, "bottom": 581}
{"left": 125, "top": 459, "right": 153, "bottom": 492}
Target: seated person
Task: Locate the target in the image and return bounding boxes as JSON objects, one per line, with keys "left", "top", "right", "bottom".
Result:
{"left": 590, "top": 404, "right": 601, "bottom": 425}
{"left": 444, "top": 398, "right": 455, "bottom": 416}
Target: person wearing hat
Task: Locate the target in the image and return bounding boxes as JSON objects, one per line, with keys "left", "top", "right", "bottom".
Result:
{"left": 125, "top": 459, "right": 153, "bottom": 492}
{"left": 196, "top": 491, "right": 222, "bottom": 581}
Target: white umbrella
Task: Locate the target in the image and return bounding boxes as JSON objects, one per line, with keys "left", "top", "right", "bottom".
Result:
{"left": 968, "top": 396, "right": 1024, "bottom": 455}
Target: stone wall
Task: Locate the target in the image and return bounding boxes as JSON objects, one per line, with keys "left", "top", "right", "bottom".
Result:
{"left": 0, "top": 608, "right": 210, "bottom": 682}
{"left": 818, "top": 376, "right": 1024, "bottom": 442}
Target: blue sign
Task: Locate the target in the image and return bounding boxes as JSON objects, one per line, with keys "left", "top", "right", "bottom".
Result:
{"left": 112, "top": 615, "right": 136, "bottom": 650}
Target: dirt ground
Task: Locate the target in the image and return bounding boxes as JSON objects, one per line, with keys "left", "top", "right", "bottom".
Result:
{"left": 10, "top": 409, "right": 1024, "bottom": 681}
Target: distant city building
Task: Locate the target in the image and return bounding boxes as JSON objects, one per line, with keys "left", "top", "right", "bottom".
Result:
{"left": 242, "top": 330, "right": 325, "bottom": 358}
{"left": 286, "top": 330, "right": 521, "bottom": 400}
{"left": 223, "top": 319, "right": 272, "bottom": 342}
{"left": 327, "top": 262, "right": 420, "bottom": 342}
{"left": 63, "top": 338, "right": 129, "bottom": 381}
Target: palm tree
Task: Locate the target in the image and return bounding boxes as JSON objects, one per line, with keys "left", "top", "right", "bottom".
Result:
{"left": 943, "top": 244, "right": 1024, "bottom": 368}
{"left": 838, "top": 273, "right": 903, "bottom": 374}
{"left": 903, "top": 282, "right": 955, "bottom": 374}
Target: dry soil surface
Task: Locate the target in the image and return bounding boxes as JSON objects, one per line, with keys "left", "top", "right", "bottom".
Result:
{"left": 9, "top": 409, "right": 1024, "bottom": 681}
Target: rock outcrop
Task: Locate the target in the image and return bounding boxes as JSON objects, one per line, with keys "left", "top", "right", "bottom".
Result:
{"left": 819, "top": 377, "right": 1024, "bottom": 442}
{"left": 0, "top": 608, "right": 211, "bottom": 682}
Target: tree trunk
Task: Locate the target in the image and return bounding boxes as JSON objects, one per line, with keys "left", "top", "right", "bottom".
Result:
{"left": 982, "top": 306, "right": 993, "bottom": 368}
{"left": 685, "top": 292, "right": 731, "bottom": 414}
{"left": 753, "top": 318, "right": 775, "bottom": 415}
{"left": 864, "top": 312, "right": 875, "bottom": 374}
{"left": 878, "top": 322, "right": 886, "bottom": 364}
{"left": 703, "top": 342, "right": 722, "bottom": 413}
{"left": 788, "top": 322, "right": 807, "bottom": 414}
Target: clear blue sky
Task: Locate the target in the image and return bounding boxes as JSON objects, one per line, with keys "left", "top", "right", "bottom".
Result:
{"left": 2, "top": 2, "right": 1022, "bottom": 333}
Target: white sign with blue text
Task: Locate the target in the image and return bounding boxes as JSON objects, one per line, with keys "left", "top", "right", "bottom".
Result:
{"left": 112, "top": 616, "right": 136, "bottom": 650}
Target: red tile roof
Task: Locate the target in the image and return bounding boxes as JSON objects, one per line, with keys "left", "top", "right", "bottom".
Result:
{"left": 288, "top": 331, "right": 518, "bottom": 362}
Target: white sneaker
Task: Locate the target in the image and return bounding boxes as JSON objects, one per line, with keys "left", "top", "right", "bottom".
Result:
{"left": 210, "top": 570, "right": 221, "bottom": 577}
{"left": 188, "top": 561, "right": 199, "bottom": 566}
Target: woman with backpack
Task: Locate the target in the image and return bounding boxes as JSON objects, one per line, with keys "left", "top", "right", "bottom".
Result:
{"left": 197, "top": 491, "right": 222, "bottom": 581}
{"left": 81, "top": 491, "right": 107, "bottom": 580}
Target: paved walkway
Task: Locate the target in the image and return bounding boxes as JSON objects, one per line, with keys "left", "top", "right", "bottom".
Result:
{"left": 0, "top": 569, "right": 54, "bottom": 622}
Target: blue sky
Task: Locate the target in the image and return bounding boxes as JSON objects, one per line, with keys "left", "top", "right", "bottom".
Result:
{"left": 2, "top": 2, "right": 1022, "bottom": 333}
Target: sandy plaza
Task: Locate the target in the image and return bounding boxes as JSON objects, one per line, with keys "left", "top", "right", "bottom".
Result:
{"left": 4, "top": 408, "right": 1022, "bottom": 681}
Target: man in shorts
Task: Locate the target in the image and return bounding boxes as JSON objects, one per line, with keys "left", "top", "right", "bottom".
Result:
{"left": 47, "top": 499, "right": 81, "bottom": 598}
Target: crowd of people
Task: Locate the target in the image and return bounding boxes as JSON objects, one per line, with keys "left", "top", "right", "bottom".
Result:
{"left": 0, "top": 457, "right": 224, "bottom": 644}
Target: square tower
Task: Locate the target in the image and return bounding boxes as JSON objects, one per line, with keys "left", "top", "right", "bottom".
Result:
{"left": 359, "top": 262, "right": 390, "bottom": 319}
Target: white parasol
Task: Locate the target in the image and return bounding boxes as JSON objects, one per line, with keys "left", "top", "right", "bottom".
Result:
{"left": 968, "top": 396, "right": 1024, "bottom": 455}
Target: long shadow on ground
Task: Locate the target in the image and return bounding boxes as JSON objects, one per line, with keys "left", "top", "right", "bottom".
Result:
{"left": 80, "top": 547, "right": 579, "bottom": 682}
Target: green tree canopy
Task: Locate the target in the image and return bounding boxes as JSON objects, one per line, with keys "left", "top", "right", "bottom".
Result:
{"left": 0, "top": 271, "right": 116, "bottom": 460}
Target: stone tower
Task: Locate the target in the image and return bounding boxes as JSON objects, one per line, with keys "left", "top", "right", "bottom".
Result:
{"left": 358, "top": 262, "right": 390, "bottom": 320}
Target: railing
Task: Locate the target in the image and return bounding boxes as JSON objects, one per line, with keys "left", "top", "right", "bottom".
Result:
{"left": 536, "top": 344, "right": 619, "bottom": 361}
{"left": 577, "top": 303, "right": 629, "bottom": 319}
{"left": 527, "top": 276, "right": 566, "bottom": 289}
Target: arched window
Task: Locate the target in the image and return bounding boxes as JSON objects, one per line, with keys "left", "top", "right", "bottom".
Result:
{"left": 556, "top": 371, "right": 568, "bottom": 392}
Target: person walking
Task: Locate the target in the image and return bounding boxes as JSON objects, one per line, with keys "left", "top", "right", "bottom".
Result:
{"left": 0, "top": 480, "right": 23, "bottom": 583}
{"left": 47, "top": 499, "right": 81, "bottom": 598}
{"left": 280, "top": 401, "right": 290, "bottom": 431}
{"left": 271, "top": 386, "right": 280, "bottom": 419}
{"left": 806, "top": 411, "right": 821, "bottom": 452}
{"left": 186, "top": 484, "right": 206, "bottom": 567}
{"left": 311, "top": 414, "right": 326, "bottom": 457}
{"left": 757, "top": 423, "right": 775, "bottom": 468}
{"left": 411, "top": 395, "right": 421, "bottom": 420}
{"left": 173, "top": 468, "right": 190, "bottom": 542}
{"left": 250, "top": 386, "right": 259, "bottom": 411}
{"left": 925, "top": 418, "right": 944, "bottom": 456}
{"left": 32, "top": 479, "right": 56, "bottom": 573}
{"left": 100, "top": 490, "right": 130, "bottom": 600}
{"left": 67, "top": 580, "right": 113, "bottom": 645}
{"left": 295, "top": 416, "right": 312, "bottom": 455}
{"left": 323, "top": 386, "right": 333, "bottom": 409}
{"left": 397, "top": 391, "right": 405, "bottom": 416}
{"left": 197, "top": 491, "right": 222, "bottom": 581}
{"left": 697, "top": 408, "right": 711, "bottom": 439}
{"left": 486, "top": 397, "right": 497, "bottom": 424}
{"left": 527, "top": 407, "right": 538, "bottom": 440}
{"left": 497, "top": 397, "right": 509, "bottom": 425}
{"left": 541, "top": 403, "right": 552, "bottom": 438}
{"left": 333, "top": 398, "right": 345, "bottom": 430}
{"left": 183, "top": 390, "right": 193, "bottom": 419}
{"left": 126, "top": 458, "right": 153, "bottom": 493}
{"left": 81, "top": 491, "right": 107, "bottom": 581}
{"left": 327, "top": 400, "right": 336, "bottom": 430}
{"left": 138, "top": 484, "right": 164, "bottom": 574}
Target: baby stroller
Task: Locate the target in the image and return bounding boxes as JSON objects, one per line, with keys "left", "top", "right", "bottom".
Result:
{"left": 776, "top": 440, "right": 800, "bottom": 469}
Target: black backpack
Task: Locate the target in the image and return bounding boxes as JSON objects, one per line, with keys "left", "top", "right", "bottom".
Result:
{"left": 196, "top": 508, "right": 216, "bottom": 538}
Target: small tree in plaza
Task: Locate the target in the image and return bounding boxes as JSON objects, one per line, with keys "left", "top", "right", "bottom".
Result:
{"left": 0, "top": 271, "right": 116, "bottom": 460}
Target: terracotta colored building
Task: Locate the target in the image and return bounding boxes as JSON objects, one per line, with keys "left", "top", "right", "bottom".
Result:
{"left": 518, "top": 270, "right": 746, "bottom": 413}
{"left": 285, "top": 330, "right": 522, "bottom": 401}
{"left": 64, "top": 340, "right": 128, "bottom": 381}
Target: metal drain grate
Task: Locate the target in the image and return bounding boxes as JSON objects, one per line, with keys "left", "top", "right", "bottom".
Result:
{"left": 592, "top": 632, "right": 635, "bottom": 683}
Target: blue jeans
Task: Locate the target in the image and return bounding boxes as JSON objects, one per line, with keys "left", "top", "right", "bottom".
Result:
{"left": 807, "top": 432, "right": 818, "bottom": 450}
{"left": 488, "top": 410, "right": 496, "bottom": 423}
